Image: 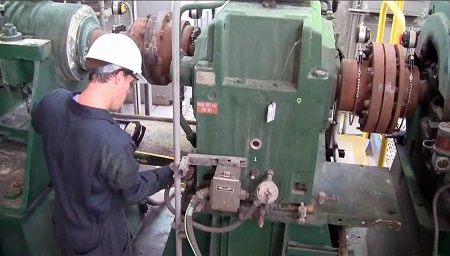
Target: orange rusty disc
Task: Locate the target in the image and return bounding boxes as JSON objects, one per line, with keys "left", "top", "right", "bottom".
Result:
{"left": 360, "top": 43, "right": 385, "bottom": 132}
{"left": 356, "top": 61, "right": 371, "bottom": 115}
{"left": 407, "top": 65, "right": 421, "bottom": 118}
{"left": 386, "top": 44, "right": 407, "bottom": 134}
{"left": 338, "top": 59, "right": 358, "bottom": 111}
{"left": 338, "top": 59, "right": 371, "bottom": 114}
{"left": 130, "top": 13, "right": 193, "bottom": 85}
{"left": 181, "top": 22, "right": 194, "bottom": 55}
{"left": 374, "top": 43, "right": 397, "bottom": 133}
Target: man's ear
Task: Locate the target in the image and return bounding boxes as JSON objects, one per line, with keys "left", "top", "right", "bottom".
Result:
{"left": 114, "top": 70, "right": 125, "bottom": 85}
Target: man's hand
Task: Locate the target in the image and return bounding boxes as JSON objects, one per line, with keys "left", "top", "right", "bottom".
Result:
{"left": 169, "top": 158, "right": 194, "bottom": 180}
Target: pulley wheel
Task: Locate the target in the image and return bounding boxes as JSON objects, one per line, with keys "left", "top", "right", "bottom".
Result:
{"left": 181, "top": 22, "right": 194, "bottom": 55}
{"left": 386, "top": 44, "right": 407, "bottom": 134}
{"left": 374, "top": 44, "right": 397, "bottom": 133}
{"left": 407, "top": 66, "right": 421, "bottom": 118}
{"left": 134, "top": 12, "right": 193, "bottom": 85}
{"left": 337, "top": 60, "right": 371, "bottom": 114}
{"left": 360, "top": 43, "right": 385, "bottom": 132}
{"left": 338, "top": 59, "right": 358, "bottom": 111}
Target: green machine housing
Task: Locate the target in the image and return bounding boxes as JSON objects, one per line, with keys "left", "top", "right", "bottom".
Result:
{"left": 165, "top": 1, "right": 403, "bottom": 255}
{"left": 192, "top": 1, "right": 336, "bottom": 204}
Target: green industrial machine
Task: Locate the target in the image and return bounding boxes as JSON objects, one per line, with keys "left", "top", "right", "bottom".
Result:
{"left": 162, "top": 1, "right": 450, "bottom": 255}
{"left": 1, "top": 0, "right": 450, "bottom": 255}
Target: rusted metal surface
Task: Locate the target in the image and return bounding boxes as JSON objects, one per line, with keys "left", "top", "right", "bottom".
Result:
{"left": 338, "top": 59, "right": 358, "bottom": 111}
{"left": 127, "top": 12, "right": 193, "bottom": 85}
{"left": 386, "top": 45, "right": 407, "bottom": 134}
{"left": 360, "top": 43, "right": 385, "bottom": 132}
{"left": 375, "top": 44, "right": 396, "bottom": 133}
{"left": 338, "top": 42, "right": 422, "bottom": 134}
{"left": 181, "top": 22, "right": 194, "bottom": 55}
{"left": 0, "top": 138, "right": 26, "bottom": 210}
{"left": 407, "top": 66, "right": 421, "bottom": 118}
{"left": 338, "top": 60, "right": 370, "bottom": 114}
{"left": 435, "top": 122, "right": 450, "bottom": 154}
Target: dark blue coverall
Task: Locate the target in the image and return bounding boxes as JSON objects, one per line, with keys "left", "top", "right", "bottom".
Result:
{"left": 31, "top": 88, "right": 174, "bottom": 256}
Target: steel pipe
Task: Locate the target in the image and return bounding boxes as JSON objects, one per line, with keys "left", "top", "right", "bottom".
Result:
{"left": 133, "top": 85, "right": 140, "bottom": 114}
{"left": 172, "top": 1, "right": 183, "bottom": 256}
{"left": 125, "top": 1, "right": 134, "bottom": 23}
{"left": 111, "top": 112, "right": 196, "bottom": 125}
{"left": 180, "top": 1, "right": 227, "bottom": 16}
{"left": 98, "top": 1, "right": 106, "bottom": 29}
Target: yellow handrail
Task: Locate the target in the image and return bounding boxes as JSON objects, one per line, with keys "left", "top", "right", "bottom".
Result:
{"left": 376, "top": 1, "right": 406, "bottom": 44}
{"left": 376, "top": 1, "right": 405, "bottom": 167}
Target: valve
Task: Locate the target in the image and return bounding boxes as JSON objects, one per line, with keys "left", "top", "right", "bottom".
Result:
{"left": 254, "top": 170, "right": 279, "bottom": 206}
{"left": 111, "top": 1, "right": 128, "bottom": 15}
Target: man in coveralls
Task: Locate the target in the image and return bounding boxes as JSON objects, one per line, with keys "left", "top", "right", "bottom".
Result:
{"left": 31, "top": 33, "right": 175, "bottom": 255}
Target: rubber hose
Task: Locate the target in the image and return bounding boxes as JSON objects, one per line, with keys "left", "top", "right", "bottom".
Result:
{"left": 192, "top": 204, "right": 258, "bottom": 234}
{"left": 164, "top": 188, "right": 176, "bottom": 214}
{"left": 187, "top": 214, "right": 203, "bottom": 256}
{"left": 146, "top": 188, "right": 175, "bottom": 205}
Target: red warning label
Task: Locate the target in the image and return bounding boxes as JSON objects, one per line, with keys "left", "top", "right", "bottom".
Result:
{"left": 197, "top": 101, "right": 218, "bottom": 115}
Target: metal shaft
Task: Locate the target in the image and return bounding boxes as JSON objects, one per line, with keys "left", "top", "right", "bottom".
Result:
{"left": 172, "top": 1, "right": 182, "bottom": 256}
{"left": 98, "top": 1, "right": 106, "bottom": 30}
{"left": 133, "top": 85, "right": 140, "bottom": 114}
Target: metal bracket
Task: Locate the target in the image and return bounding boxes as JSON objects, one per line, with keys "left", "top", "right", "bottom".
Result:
{"left": 185, "top": 153, "right": 247, "bottom": 167}
{"left": 152, "top": 83, "right": 173, "bottom": 106}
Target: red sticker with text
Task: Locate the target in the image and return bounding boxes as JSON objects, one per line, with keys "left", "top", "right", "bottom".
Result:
{"left": 197, "top": 101, "right": 218, "bottom": 115}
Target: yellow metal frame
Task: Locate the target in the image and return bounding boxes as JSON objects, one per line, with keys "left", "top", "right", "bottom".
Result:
{"left": 374, "top": 1, "right": 406, "bottom": 167}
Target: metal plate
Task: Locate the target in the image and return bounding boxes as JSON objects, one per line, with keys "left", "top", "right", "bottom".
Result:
{"left": 375, "top": 44, "right": 396, "bottom": 133}
{"left": 313, "top": 161, "right": 401, "bottom": 229}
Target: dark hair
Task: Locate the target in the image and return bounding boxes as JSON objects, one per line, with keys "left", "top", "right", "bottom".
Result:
{"left": 88, "top": 69, "right": 135, "bottom": 83}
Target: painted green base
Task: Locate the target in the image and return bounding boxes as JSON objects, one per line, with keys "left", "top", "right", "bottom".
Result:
{"left": 162, "top": 213, "right": 343, "bottom": 256}
{"left": 0, "top": 189, "right": 60, "bottom": 256}
{"left": 0, "top": 188, "right": 146, "bottom": 256}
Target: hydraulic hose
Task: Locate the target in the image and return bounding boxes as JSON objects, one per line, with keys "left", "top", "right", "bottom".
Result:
{"left": 192, "top": 204, "right": 257, "bottom": 233}
{"left": 186, "top": 207, "right": 202, "bottom": 256}
{"left": 164, "top": 187, "right": 176, "bottom": 214}
{"left": 145, "top": 187, "right": 175, "bottom": 205}
{"left": 185, "top": 188, "right": 258, "bottom": 256}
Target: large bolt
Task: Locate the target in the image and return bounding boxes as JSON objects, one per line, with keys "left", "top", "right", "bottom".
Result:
{"left": 297, "top": 202, "right": 307, "bottom": 225}
{"left": 3, "top": 23, "right": 17, "bottom": 36}
{"left": 317, "top": 192, "right": 327, "bottom": 205}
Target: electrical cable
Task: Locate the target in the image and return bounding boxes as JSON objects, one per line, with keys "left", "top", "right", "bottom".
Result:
{"left": 185, "top": 200, "right": 201, "bottom": 256}
{"left": 432, "top": 182, "right": 450, "bottom": 256}
{"left": 183, "top": 191, "right": 258, "bottom": 256}
{"left": 164, "top": 188, "right": 176, "bottom": 214}
{"left": 192, "top": 204, "right": 258, "bottom": 233}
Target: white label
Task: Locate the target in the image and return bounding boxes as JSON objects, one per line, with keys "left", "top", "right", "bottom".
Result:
{"left": 267, "top": 102, "right": 276, "bottom": 123}
{"left": 196, "top": 71, "right": 215, "bottom": 86}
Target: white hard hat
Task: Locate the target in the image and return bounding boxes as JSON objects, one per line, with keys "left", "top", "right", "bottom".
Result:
{"left": 85, "top": 33, "right": 148, "bottom": 84}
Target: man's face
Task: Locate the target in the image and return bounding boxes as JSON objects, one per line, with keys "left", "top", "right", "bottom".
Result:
{"left": 111, "top": 71, "right": 137, "bottom": 111}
